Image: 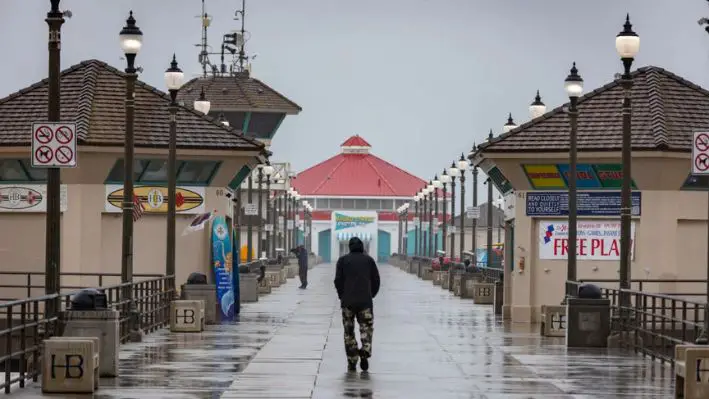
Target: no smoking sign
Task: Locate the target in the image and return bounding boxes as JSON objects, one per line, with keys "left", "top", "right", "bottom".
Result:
{"left": 31, "top": 122, "right": 77, "bottom": 168}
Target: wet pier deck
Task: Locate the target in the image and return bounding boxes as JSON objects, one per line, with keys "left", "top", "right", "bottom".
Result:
{"left": 5, "top": 264, "right": 675, "bottom": 398}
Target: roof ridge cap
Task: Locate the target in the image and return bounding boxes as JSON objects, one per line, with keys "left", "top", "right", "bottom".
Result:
{"left": 75, "top": 62, "right": 101, "bottom": 143}
{"left": 645, "top": 69, "right": 669, "bottom": 148}
{"left": 0, "top": 59, "right": 98, "bottom": 107}
{"left": 363, "top": 156, "right": 397, "bottom": 194}
{"left": 250, "top": 76, "right": 303, "bottom": 112}
{"left": 311, "top": 157, "right": 347, "bottom": 194}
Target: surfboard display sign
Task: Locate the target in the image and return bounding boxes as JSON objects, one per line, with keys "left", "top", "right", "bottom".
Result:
{"left": 104, "top": 185, "right": 206, "bottom": 214}
{"left": 0, "top": 184, "right": 68, "bottom": 213}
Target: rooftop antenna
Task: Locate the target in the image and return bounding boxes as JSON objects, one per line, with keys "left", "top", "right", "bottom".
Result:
{"left": 194, "top": 0, "right": 214, "bottom": 77}
{"left": 236, "top": 0, "right": 247, "bottom": 72}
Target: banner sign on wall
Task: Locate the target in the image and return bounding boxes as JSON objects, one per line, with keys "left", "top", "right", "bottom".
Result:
{"left": 211, "top": 215, "right": 235, "bottom": 321}
{"left": 523, "top": 164, "right": 638, "bottom": 190}
{"left": 335, "top": 212, "right": 375, "bottom": 230}
{"left": 0, "top": 184, "right": 67, "bottom": 212}
{"left": 526, "top": 191, "right": 641, "bottom": 217}
{"left": 538, "top": 220, "right": 636, "bottom": 260}
{"left": 105, "top": 185, "right": 205, "bottom": 214}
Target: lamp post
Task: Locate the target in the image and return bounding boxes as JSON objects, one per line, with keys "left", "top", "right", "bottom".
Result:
{"left": 263, "top": 164, "right": 274, "bottom": 258}
{"left": 293, "top": 191, "right": 300, "bottom": 248}
{"left": 119, "top": 11, "right": 143, "bottom": 341}
{"left": 458, "top": 154, "right": 469, "bottom": 261}
{"left": 448, "top": 162, "right": 459, "bottom": 258}
{"left": 397, "top": 206, "right": 403, "bottom": 254}
{"left": 529, "top": 90, "right": 546, "bottom": 119}
{"left": 403, "top": 203, "right": 409, "bottom": 255}
{"left": 45, "top": 0, "right": 66, "bottom": 322}
{"left": 413, "top": 195, "right": 419, "bottom": 256}
{"left": 257, "top": 166, "right": 264, "bottom": 258}
{"left": 699, "top": 10, "right": 709, "bottom": 345}
{"left": 616, "top": 14, "right": 640, "bottom": 312}
{"left": 564, "top": 62, "right": 584, "bottom": 299}
{"left": 432, "top": 177, "right": 442, "bottom": 255}
{"left": 246, "top": 171, "right": 254, "bottom": 262}
{"left": 440, "top": 170, "right": 450, "bottom": 253}
{"left": 193, "top": 87, "right": 211, "bottom": 114}
{"left": 427, "top": 182, "right": 434, "bottom": 257}
{"left": 471, "top": 145, "right": 479, "bottom": 267}
{"left": 164, "top": 54, "right": 185, "bottom": 282}
{"left": 284, "top": 190, "right": 290, "bottom": 251}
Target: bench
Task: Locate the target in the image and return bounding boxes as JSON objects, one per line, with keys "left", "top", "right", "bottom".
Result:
{"left": 675, "top": 344, "right": 709, "bottom": 398}
{"left": 540, "top": 305, "right": 566, "bottom": 337}
{"left": 42, "top": 337, "right": 100, "bottom": 393}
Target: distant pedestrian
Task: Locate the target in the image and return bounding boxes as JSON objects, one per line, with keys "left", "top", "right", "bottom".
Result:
{"left": 296, "top": 245, "right": 308, "bottom": 289}
{"left": 334, "top": 237, "right": 381, "bottom": 372}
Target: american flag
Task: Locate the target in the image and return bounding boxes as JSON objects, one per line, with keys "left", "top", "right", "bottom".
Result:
{"left": 132, "top": 194, "right": 145, "bottom": 222}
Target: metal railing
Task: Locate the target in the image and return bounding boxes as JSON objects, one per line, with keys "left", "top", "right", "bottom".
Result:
{"left": 0, "top": 272, "right": 164, "bottom": 302}
{"left": 0, "top": 275, "right": 175, "bottom": 394}
{"left": 566, "top": 280, "right": 707, "bottom": 366}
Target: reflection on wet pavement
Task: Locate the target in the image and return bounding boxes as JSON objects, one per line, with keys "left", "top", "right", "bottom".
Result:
{"left": 4, "top": 264, "right": 676, "bottom": 398}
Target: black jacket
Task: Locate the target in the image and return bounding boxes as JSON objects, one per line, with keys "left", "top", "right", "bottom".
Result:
{"left": 334, "top": 237, "right": 381, "bottom": 310}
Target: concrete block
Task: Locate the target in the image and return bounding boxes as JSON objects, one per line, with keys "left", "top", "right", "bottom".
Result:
{"left": 432, "top": 271, "right": 442, "bottom": 285}
{"left": 441, "top": 272, "right": 450, "bottom": 290}
{"left": 540, "top": 305, "right": 566, "bottom": 337}
{"left": 279, "top": 268, "right": 287, "bottom": 284}
{"left": 181, "top": 284, "right": 218, "bottom": 324}
{"left": 240, "top": 274, "right": 259, "bottom": 303}
{"left": 460, "top": 276, "right": 476, "bottom": 299}
{"left": 566, "top": 298, "right": 611, "bottom": 348}
{"left": 170, "top": 300, "right": 204, "bottom": 333}
{"left": 421, "top": 268, "right": 433, "bottom": 281}
{"left": 493, "top": 281, "right": 504, "bottom": 315}
{"left": 452, "top": 273, "right": 462, "bottom": 296}
{"left": 258, "top": 276, "right": 272, "bottom": 294}
{"left": 266, "top": 271, "right": 281, "bottom": 288}
{"left": 287, "top": 264, "right": 297, "bottom": 278}
{"left": 61, "top": 309, "right": 119, "bottom": 377}
{"left": 675, "top": 344, "right": 709, "bottom": 399}
{"left": 42, "top": 337, "right": 99, "bottom": 393}
{"left": 472, "top": 283, "right": 494, "bottom": 304}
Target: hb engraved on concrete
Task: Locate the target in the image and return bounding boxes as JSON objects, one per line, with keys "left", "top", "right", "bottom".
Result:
{"left": 565, "top": 297, "right": 611, "bottom": 348}
{"left": 61, "top": 309, "right": 119, "bottom": 377}
{"left": 675, "top": 344, "right": 709, "bottom": 399}
{"left": 472, "top": 283, "right": 495, "bottom": 305}
{"left": 540, "top": 305, "right": 566, "bottom": 337}
{"left": 432, "top": 270, "right": 442, "bottom": 285}
{"left": 170, "top": 300, "right": 204, "bottom": 333}
{"left": 421, "top": 266, "right": 433, "bottom": 281}
{"left": 42, "top": 337, "right": 99, "bottom": 393}
{"left": 266, "top": 270, "right": 281, "bottom": 288}
{"left": 239, "top": 273, "right": 259, "bottom": 302}
{"left": 181, "top": 283, "right": 217, "bottom": 324}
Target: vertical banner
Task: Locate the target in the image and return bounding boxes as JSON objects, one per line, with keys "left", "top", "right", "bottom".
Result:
{"left": 232, "top": 225, "right": 241, "bottom": 315}
{"left": 211, "top": 215, "right": 235, "bottom": 321}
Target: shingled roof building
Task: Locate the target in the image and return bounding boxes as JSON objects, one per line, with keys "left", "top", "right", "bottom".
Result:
{"left": 471, "top": 66, "right": 709, "bottom": 324}
{"left": 292, "top": 136, "right": 448, "bottom": 263}
{"left": 0, "top": 59, "right": 267, "bottom": 293}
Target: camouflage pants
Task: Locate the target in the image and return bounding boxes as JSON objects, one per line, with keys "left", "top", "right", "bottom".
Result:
{"left": 342, "top": 307, "right": 373, "bottom": 363}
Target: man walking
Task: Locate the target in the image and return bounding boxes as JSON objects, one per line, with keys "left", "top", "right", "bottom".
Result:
{"left": 296, "top": 245, "right": 308, "bottom": 289}
{"left": 334, "top": 237, "right": 380, "bottom": 372}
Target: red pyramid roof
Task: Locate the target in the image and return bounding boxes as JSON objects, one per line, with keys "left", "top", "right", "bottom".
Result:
{"left": 292, "top": 137, "right": 426, "bottom": 197}
{"left": 341, "top": 135, "right": 371, "bottom": 147}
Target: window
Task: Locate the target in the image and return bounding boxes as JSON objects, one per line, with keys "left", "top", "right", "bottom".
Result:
{"left": 106, "top": 159, "right": 220, "bottom": 186}
{"left": 367, "top": 199, "right": 381, "bottom": 210}
{"left": 682, "top": 174, "right": 709, "bottom": 191}
{"left": 0, "top": 159, "right": 48, "bottom": 182}
{"left": 329, "top": 198, "right": 342, "bottom": 209}
{"left": 140, "top": 160, "right": 169, "bottom": 182}
{"left": 341, "top": 198, "right": 355, "bottom": 209}
{"left": 177, "top": 161, "right": 219, "bottom": 185}
{"left": 354, "top": 199, "right": 367, "bottom": 209}
{"left": 381, "top": 199, "right": 394, "bottom": 210}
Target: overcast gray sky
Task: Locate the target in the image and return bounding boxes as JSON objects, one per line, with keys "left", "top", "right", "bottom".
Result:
{"left": 3, "top": 0, "right": 709, "bottom": 204}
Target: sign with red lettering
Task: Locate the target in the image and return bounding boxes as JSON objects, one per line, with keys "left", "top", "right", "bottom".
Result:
{"left": 538, "top": 220, "right": 636, "bottom": 260}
